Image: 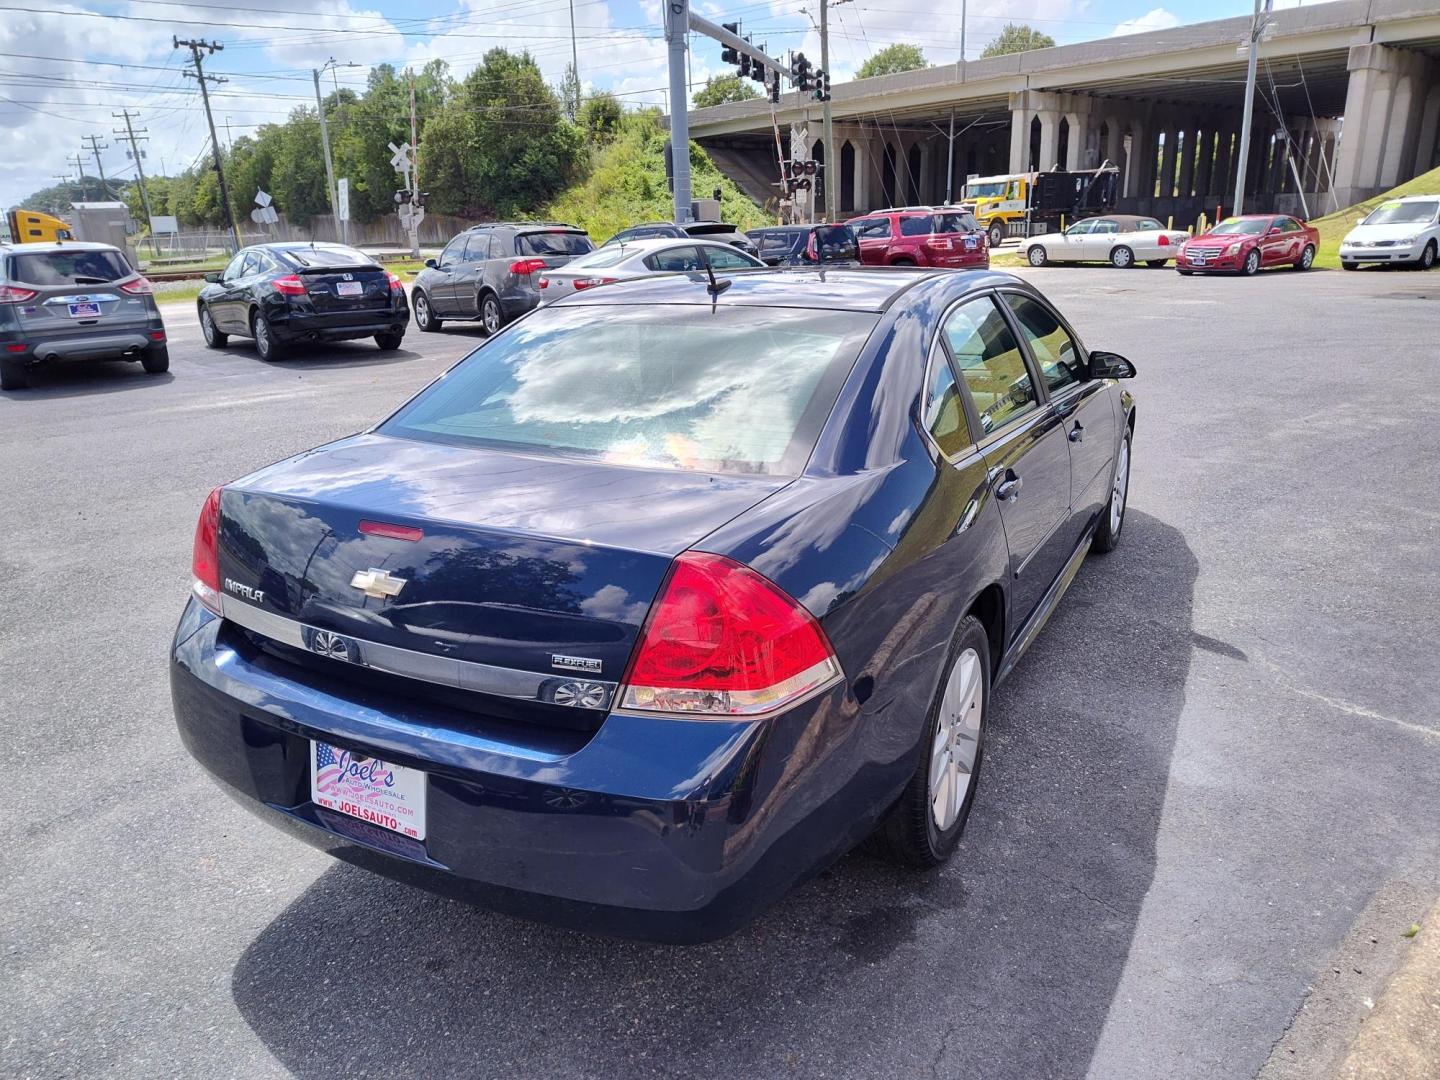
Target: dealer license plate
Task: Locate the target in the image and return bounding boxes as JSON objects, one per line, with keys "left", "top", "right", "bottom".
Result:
{"left": 310, "top": 740, "right": 427, "bottom": 840}
{"left": 68, "top": 301, "right": 101, "bottom": 318}
{"left": 336, "top": 281, "right": 364, "bottom": 297}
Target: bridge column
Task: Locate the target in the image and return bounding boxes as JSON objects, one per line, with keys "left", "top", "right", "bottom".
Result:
{"left": 1009, "top": 100, "right": 1030, "bottom": 174}
{"left": 1193, "top": 127, "right": 1213, "bottom": 199}
{"left": 1178, "top": 124, "right": 1198, "bottom": 197}
{"left": 1105, "top": 120, "right": 1124, "bottom": 172}
{"left": 1416, "top": 84, "right": 1440, "bottom": 175}
{"left": 1332, "top": 43, "right": 1419, "bottom": 207}
{"left": 1124, "top": 121, "right": 1148, "bottom": 198}
{"left": 1036, "top": 109, "right": 1060, "bottom": 172}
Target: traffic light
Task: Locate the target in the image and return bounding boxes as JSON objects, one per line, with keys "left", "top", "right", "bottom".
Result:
{"left": 720, "top": 22, "right": 739, "bottom": 66}
{"left": 750, "top": 44, "right": 768, "bottom": 83}
{"left": 770, "top": 71, "right": 780, "bottom": 103}
{"left": 813, "top": 68, "right": 830, "bottom": 102}
{"left": 739, "top": 52, "right": 751, "bottom": 78}
{"left": 789, "top": 51, "right": 812, "bottom": 93}
{"left": 394, "top": 189, "right": 412, "bottom": 205}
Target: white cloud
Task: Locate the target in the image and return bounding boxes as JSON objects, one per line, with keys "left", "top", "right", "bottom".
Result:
{"left": 1111, "top": 8, "right": 1179, "bottom": 37}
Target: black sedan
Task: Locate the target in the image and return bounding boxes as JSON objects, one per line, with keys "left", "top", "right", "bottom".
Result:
{"left": 197, "top": 243, "right": 409, "bottom": 361}
{"left": 747, "top": 223, "right": 860, "bottom": 266}
{"left": 171, "top": 267, "right": 1136, "bottom": 942}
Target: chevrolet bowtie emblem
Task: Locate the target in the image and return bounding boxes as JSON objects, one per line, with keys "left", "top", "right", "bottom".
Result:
{"left": 350, "top": 568, "right": 406, "bottom": 599}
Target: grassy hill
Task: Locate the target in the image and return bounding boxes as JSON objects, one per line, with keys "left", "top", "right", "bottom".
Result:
{"left": 543, "top": 114, "right": 773, "bottom": 242}
{"left": 1309, "top": 164, "right": 1440, "bottom": 267}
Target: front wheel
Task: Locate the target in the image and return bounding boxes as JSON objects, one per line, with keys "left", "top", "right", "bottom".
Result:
{"left": 413, "top": 290, "right": 442, "bottom": 332}
{"left": 1241, "top": 248, "right": 1260, "bottom": 276}
{"left": 871, "top": 616, "right": 989, "bottom": 868}
{"left": 1110, "top": 245, "right": 1135, "bottom": 269}
{"left": 987, "top": 221, "right": 1004, "bottom": 249}
{"left": 199, "top": 305, "right": 227, "bottom": 348}
{"left": 1146, "top": 259, "right": 1167, "bottom": 268}
{"left": 1418, "top": 241, "right": 1437, "bottom": 270}
{"left": 1294, "top": 245, "right": 1315, "bottom": 271}
{"left": 252, "top": 311, "right": 284, "bottom": 362}
{"left": 480, "top": 294, "right": 503, "bottom": 336}
{"left": 1092, "top": 428, "right": 1131, "bottom": 554}
{"left": 375, "top": 331, "right": 404, "bottom": 351}
{"left": 1026, "top": 245, "right": 1048, "bottom": 267}
{"left": 140, "top": 346, "right": 169, "bottom": 374}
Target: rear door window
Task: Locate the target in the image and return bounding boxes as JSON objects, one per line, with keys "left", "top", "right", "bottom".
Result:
{"left": 380, "top": 305, "right": 879, "bottom": 476}
{"left": 645, "top": 246, "right": 704, "bottom": 272}
{"left": 899, "top": 215, "right": 937, "bottom": 237}
{"left": 941, "top": 296, "right": 1038, "bottom": 436}
{"left": 923, "top": 351, "right": 972, "bottom": 456}
{"left": 518, "top": 232, "right": 594, "bottom": 257}
{"left": 8, "top": 248, "right": 132, "bottom": 286}
{"left": 850, "top": 217, "right": 892, "bottom": 240}
{"left": 703, "top": 246, "right": 759, "bottom": 270}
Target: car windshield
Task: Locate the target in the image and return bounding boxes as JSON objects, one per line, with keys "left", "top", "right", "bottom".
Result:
{"left": 1209, "top": 219, "right": 1270, "bottom": 236}
{"left": 1361, "top": 200, "right": 1438, "bottom": 225}
{"left": 380, "top": 304, "right": 878, "bottom": 476}
{"left": 965, "top": 182, "right": 1007, "bottom": 198}
{"left": 281, "top": 244, "right": 371, "bottom": 267}
{"left": 519, "top": 231, "right": 593, "bottom": 257}
{"left": 8, "top": 249, "right": 131, "bottom": 285}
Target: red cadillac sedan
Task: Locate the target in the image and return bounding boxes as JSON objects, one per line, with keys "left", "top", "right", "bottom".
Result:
{"left": 1175, "top": 214, "right": 1319, "bottom": 276}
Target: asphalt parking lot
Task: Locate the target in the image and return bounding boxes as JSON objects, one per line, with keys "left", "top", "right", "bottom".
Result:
{"left": 3, "top": 264, "right": 1439, "bottom": 1080}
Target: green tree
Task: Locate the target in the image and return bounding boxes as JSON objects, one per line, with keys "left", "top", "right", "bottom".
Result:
{"left": 980, "top": 23, "right": 1056, "bottom": 58}
{"left": 692, "top": 74, "right": 760, "bottom": 108}
{"left": 577, "top": 92, "right": 623, "bottom": 143}
{"left": 855, "top": 43, "right": 926, "bottom": 79}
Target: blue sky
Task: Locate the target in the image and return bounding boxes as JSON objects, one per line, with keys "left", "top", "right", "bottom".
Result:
{"left": 1, "top": 0, "right": 1294, "bottom": 206}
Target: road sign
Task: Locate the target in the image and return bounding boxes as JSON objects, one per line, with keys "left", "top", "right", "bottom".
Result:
{"left": 388, "top": 141, "right": 413, "bottom": 172}
{"left": 251, "top": 189, "right": 278, "bottom": 226}
{"left": 336, "top": 178, "right": 350, "bottom": 222}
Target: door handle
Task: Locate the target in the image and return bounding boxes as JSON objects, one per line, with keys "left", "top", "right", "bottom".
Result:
{"left": 995, "top": 473, "right": 1023, "bottom": 502}
{"left": 1069, "top": 421, "right": 1084, "bottom": 443}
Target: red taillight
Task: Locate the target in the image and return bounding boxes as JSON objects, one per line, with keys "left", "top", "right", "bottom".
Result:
{"left": 149, "top": 330, "right": 166, "bottom": 342}
{"left": 0, "top": 285, "right": 37, "bottom": 303}
{"left": 5, "top": 343, "right": 27, "bottom": 353}
{"left": 509, "top": 258, "right": 547, "bottom": 276}
{"left": 273, "top": 274, "right": 306, "bottom": 296}
{"left": 539, "top": 278, "right": 550, "bottom": 289}
{"left": 191, "top": 487, "right": 223, "bottom": 614}
{"left": 386, "top": 271, "right": 403, "bottom": 293}
{"left": 1157, "top": 235, "right": 1170, "bottom": 247}
{"left": 120, "top": 276, "right": 155, "bottom": 295}
{"left": 359, "top": 519, "right": 423, "bottom": 542}
{"left": 619, "top": 552, "right": 841, "bottom": 717}
{"left": 571, "top": 276, "right": 617, "bottom": 291}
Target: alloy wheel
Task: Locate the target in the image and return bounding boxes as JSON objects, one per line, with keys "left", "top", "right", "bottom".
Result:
{"left": 201, "top": 309, "right": 216, "bottom": 344}
{"left": 1110, "top": 436, "right": 1130, "bottom": 537}
{"left": 483, "top": 297, "right": 500, "bottom": 335}
{"left": 414, "top": 293, "right": 430, "bottom": 328}
{"left": 929, "top": 647, "right": 983, "bottom": 831}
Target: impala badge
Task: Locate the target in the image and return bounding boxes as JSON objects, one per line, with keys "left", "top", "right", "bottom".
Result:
{"left": 350, "top": 568, "right": 406, "bottom": 599}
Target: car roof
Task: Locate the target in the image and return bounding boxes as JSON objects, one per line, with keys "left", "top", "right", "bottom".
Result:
{"left": 549, "top": 266, "right": 1014, "bottom": 313}
{"left": 582, "top": 237, "right": 752, "bottom": 254}
{"left": 466, "top": 222, "right": 583, "bottom": 231}
{"left": 1387, "top": 194, "right": 1440, "bottom": 202}
{"left": 1081, "top": 214, "right": 1162, "bottom": 228}
{"left": 1, "top": 240, "right": 120, "bottom": 253}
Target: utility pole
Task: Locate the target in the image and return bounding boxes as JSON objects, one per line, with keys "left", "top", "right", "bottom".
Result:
{"left": 664, "top": 0, "right": 693, "bottom": 222}
{"left": 70, "top": 154, "right": 87, "bottom": 200}
{"left": 1232, "top": 0, "right": 1272, "bottom": 216}
{"left": 82, "top": 134, "right": 109, "bottom": 199}
{"left": 960, "top": 0, "right": 967, "bottom": 65}
{"left": 819, "top": 0, "right": 839, "bottom": 221}
{"left": 409, "top": 72, "right": 421, "bottom": 257}
{"left": 113, "top": 110, "right": 153, "bottom": 225}
{"left": 313, "top": 59, "right": 342, "bottom": 243}
{"left": 174, "top": 37, "right": 241, "bottom": 252}
{"left": 568, "top": 0, "right": 580, "bottom": 117}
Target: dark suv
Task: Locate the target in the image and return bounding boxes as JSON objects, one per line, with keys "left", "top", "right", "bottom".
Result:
{"left": 602, "top": 221, "right": 759, "bottom": 257}
{"left": 846, "top": 209, "right": 989, "bottom": 270}
{"left": 412, "top": 223, "right": 593, "bottom": 335}
{"left": 746, "top": 224, "right": 860, "bottom": 267}
{"left": 1, "top": 241, "right": 167, "bottom": 391}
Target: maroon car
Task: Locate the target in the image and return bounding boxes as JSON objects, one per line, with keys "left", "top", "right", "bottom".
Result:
{"left": 846, "top": 209, "right": 990, "bottom": 270}
{"left": 1175, "top": 214, "right": 1319, "bottom": 276}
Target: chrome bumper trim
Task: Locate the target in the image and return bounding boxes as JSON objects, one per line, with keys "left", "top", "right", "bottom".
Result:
{"left": 219, "top": 596, "right": 617, "bottom": 710}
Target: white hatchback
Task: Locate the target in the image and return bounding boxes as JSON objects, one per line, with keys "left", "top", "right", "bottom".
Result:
{"left": 1339, "top": 195, "right": 1440, "bottom": 270}
{"left": 1025, "top": 214, "right": 1190, "bottom": 269}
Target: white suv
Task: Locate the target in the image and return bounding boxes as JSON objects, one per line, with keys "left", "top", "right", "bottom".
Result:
{"left": 1340, "top": 195, "right": 1439, "bottom": 270}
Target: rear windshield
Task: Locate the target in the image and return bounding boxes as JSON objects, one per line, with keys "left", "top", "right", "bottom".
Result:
{"left": 563, "top": 245, "right": 632, "bottom": 270}
{"left": 1362, "top": 199, "right": 1438, "bottom": 225}
{"left": 687, "top": 223, "right": 740, "bottom": 236}
{"left": 518, "top": 231, "right": 593, "bottom": 257}
{"left": 279, "top": 245, "right": 373, "bottom": 268}
{"left": 380, "top": 304, "right": 877, "bottom": 475}
{"left": 8, "top": 249, "right": 132, "bottom": 286}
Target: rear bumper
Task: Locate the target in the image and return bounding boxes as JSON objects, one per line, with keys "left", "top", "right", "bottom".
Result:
{"left": 4, "top": 322, "right": 165, "bottom": 364}
{"left": 271, "top": 307, "right": 409, "bottom": 343}
{"left": 170, "top": 600, "right": 880, "bottom": 942}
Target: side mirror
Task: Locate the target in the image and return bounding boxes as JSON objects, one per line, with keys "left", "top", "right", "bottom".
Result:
{"left": 1087, "top": 350, "right": 1136, "bottom": 380}
{"left": 424, "top": 258, "right": 438, "bottom": 269}
{"left": 1268, "top": 226, "right": 1283, "bottom": 235}
{"left": 204, "top": 272, "right": 222, "bottom": 283}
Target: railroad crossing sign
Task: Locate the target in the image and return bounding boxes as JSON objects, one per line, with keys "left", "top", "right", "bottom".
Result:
{"left": 388, "top": 141, "right": 414, "bottom": 176}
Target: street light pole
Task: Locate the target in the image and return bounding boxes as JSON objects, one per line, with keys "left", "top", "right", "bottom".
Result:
{"left": 1232, "top": 0, "right": 1271, "bottom": 216}
{"left": 313, "top": 59, "right": 342, "bottom": 243}
{"left": 819, "top": 0, "right": 837, "bottom": 221}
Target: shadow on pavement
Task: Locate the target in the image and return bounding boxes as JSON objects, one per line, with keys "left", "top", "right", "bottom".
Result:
{"left": 4, "top": 360, "right": 176, "bottom": 398}
{"left": 232, "top": 510, "right": 1198, "bottom": 1080}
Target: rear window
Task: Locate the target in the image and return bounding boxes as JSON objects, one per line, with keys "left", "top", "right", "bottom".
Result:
{"left": 899, "top": 215, "right": 937, "bottom": 237}
{"left": 8, "top": 249, "right": 131, "bottom": 286}
{"left": 380, "top": 305, "right": 878, "bottom": 476}
{"left": 518, "top": 231, "right": 593, "bottom": 257}
{"left": 280, "top": 245, "right": 372, "bottom": 267}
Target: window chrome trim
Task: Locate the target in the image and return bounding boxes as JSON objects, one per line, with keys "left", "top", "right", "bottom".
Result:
{"left": 219, "top": 596, "right": 617, "bottom": 710}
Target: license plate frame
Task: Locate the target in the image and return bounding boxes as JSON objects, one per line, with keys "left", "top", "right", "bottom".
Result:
{"left": 310, "top": 740, "right": 427, "bottom": 840}
{"left": 68, "top": 301, "right": 101, "bottom": 318}
{"left": 336, "top": 281, "right": 364, "bottom": 298}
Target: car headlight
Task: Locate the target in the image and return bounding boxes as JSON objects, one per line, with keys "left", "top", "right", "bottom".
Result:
{"left": 1226, "top": 242, "right": 1242, "bottom": 254}
{"left": 1398, "top": 235, "right": 1418, "bottom": 245}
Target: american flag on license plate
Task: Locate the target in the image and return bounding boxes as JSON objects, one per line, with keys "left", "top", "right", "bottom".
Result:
{"left": 314, "top": 743, "right": 346, "bottom": 796}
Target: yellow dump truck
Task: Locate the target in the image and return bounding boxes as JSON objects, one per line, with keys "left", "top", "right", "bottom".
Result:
{"left": 960, "top": 173, "right": 1034, "bottom": 249}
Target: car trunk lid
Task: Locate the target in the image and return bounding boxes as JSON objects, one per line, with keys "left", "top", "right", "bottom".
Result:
{"left": 5, "top": 248, "right": 152, "bottom": 335}
{"left": 292, "top": 264, "right": 392, "bottom": 313}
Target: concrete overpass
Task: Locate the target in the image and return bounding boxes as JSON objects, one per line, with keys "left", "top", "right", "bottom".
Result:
{"left": 690, "top": 0, "right": 1440, "bottom": 225}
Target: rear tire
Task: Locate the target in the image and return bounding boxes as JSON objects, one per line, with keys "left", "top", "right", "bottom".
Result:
{"left": 871, "top": 616, "right": 990, "bottom": 868}
{"left": 1110, "top": 245, "right": 1135, "bottom": 269}
{"left": 1241, "top": 248, "right": 1260, "bottom": 276}
{"left": 1026, "top": 245, "right": 1048, "bottom": 267}
{"left": 480, "top": 293, "right": 503, "bottom": 336}
{"left": 140, "top": 346, "right": 169, "bottom": 375}
{"left": 890, "top": 257, "right": 916, "bottom": 267}
{"left": 375, "top": 331, "right": 404, "bottom": 351}
{"left": 0, "top": 358, "right": 30, "bottom": 391}
{"left": 1091, "top": 427, "right": 1131, "bottom": 554}
{"left": 413, "top": 290, "right": 442, "bottom": 332}
{"left": 251, "top": 310, "right": 284, "bottom": 362}
{"left": 199, "top": 305, "right": 227, "bottom": 348}
{"left": 1146, "top": 259, "right": 1167, "bottom": 268}
{"left": 1294, "top": 244, "right": 1315, "bottom": 271}
{"left": 987, "top": 221, "right": 1004, "bottom": 249}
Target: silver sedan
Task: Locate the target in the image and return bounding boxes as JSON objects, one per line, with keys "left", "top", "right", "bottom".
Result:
{"left": 538, "top": 237, "right": 765, "bottom": 301}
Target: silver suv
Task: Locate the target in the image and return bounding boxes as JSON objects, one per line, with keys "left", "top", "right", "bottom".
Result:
{"left": 0, "top": 241, "right": 168, "bottom": 391}
{"left": 411, "top": 223, "right": 593, "bottom": 336}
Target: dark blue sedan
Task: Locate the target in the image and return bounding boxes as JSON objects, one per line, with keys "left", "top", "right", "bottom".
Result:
{"left": 171, "top": 267, "right": 1136, "bottom": 942}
